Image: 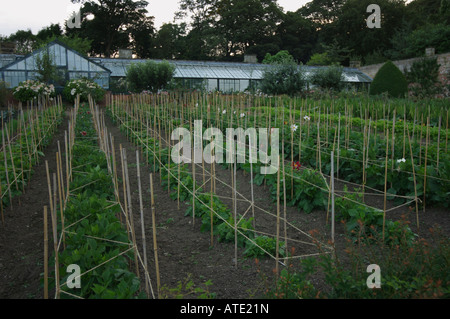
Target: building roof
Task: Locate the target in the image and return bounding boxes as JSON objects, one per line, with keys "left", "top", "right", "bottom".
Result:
{"left": 0, "top": 40, "right": 110, "bottom": 74}
{"left": 93, "top": 57, "right": 373, "bottom": 83}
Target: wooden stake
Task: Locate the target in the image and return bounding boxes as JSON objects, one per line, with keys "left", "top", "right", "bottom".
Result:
{"left": 382, "top": 128, "right": 389, "bottom": 242}
{"left": 423, "top": 117, "right": 430, "bottom": 213}
{"left": 136, "top": 150, "right": 152, "bottom": 299}
{"left": 437, "top": 116, "right": 441, "bottom": 168}
{"left": 56, "top": 152, "right": 65, "bottom": 249}
{"left": 331, "top": 151, "right": 335, "bottom": 244}
{"left": 275, "top": 155, "right": 280, "bottom": 279}
{"left": 2, "top": 132, "right": 13, "bottom": 208}
{"left": 233, "top": 160, "right": 238, "bottom": 269}
{"left": 150, "top": 173, "right": 161, "bottom": 298}
{"left": 406, "top": 125, "right": 420, "bottom": 233}
{"left": 44, "top": 205, "right": 48, "bottom": 299}
{"left": 51, "top": 173, "right": 60, "bottom": 299}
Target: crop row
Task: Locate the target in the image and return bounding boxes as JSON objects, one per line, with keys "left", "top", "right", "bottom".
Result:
{"left": 119, "top": 95, "right": 448, "bottom": 211}
{"left": 108, "top": 99, "right": 416, "bottom": 248}
{"left": 1, "top": 102, "right": 63, "bottom": 217}
{"left": 107, "top": 106, "right": 290, "bottom": 260}
{"left": 49, "top": 103, "right": 143, "bottom": 299}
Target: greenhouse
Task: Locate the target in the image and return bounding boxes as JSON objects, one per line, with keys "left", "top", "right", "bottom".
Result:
{"left": 1, "top": 40, "right": 373, "bottom": 93}
{"left": 95, "top": 57, "right": 373, "bottom": 93}
{"left": 0, "top": 40, "right": 110, "bottom": 89}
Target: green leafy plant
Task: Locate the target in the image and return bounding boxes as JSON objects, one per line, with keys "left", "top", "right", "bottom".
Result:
{"left": 369, "top": 60, "right": 408, "bottom": 98}
{"left": 13, "top": 79, "right": 55, "bottom": 102}
{"left": 244, "top": 236, "right": 286, "bottom": 259}
{"left": 63, "top": 78, "right": 105, "bottom": 103}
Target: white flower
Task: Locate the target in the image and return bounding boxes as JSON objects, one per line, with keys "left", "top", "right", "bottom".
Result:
{"left": 222, "top": 109, "right": 227, "bottom": 114}
{"left": 240, "top": 113, "right": 245, "bottom": 118}
{"left": 397, "top": 158, "right": 406, "bottom": 163}
{"left": 71, "top": 88, "right": 77, "bottom": 96}
{"left": 290, "top": 124, "right": 298, "bottom": 132}
{"left": 303, "top": 115, "right": 311, "bottom": 121}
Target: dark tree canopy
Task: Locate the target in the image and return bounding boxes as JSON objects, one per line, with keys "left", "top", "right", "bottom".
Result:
{"left": 66, "top": 0, "right": 154, "bottom": 57}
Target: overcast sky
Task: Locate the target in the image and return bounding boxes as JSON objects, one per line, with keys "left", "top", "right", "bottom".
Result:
{"left": 0, "top": 0, "right": 310, "bottom": 37}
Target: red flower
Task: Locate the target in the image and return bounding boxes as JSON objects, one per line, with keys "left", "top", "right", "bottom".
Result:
{"left": 81, "top": 131, "right": 87, "bottom": 136}
{"left": 292, "top": 161, "right": 301, "bottom": 170}
{"left": 87, "top": 111, "right": 91, "bottom": 114}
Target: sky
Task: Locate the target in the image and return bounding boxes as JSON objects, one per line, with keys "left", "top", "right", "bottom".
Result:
{"left": 0, "top": 0, "right": 310, "bottom": 37}
{"left": 0, "top": 0, "right": 311, "bottom": 36}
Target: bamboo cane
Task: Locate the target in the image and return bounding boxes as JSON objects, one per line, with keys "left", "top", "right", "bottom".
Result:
{"left": 56, "top": 152, "right": 65, "bottom": 249}
{"left": 150, "top": 173, "right": 161, "bottom": 298}
{"left": 44, "top": 205, "right": 48, "bottom": 299}
{"left": 119, "top": 145, "right": 131, "bottom": 240}
{"left": 136, "top": 150, "right": 151, "bottom": 299}
{"left": 51, "top": 173, "right": 60, "bottom": 299}
{"left": 124, "top": 148, "right": 140, "bottom": 277}
{"left": 275, "top": 155, "right": 280, "bottom": 279}
{"left": 437, "top": 116, "right": 441, "bottom": 168}
{"left": 382, "top": 128, "right": 389, "bottom": 243}
{"left": 233, "top": 160, "right": 237, "bottom": 269}
{"left": 423, "top": 117, "right": 430, "bottom": 213}
{"left": 406, "top": 125, "right": 420, "bottom": 233}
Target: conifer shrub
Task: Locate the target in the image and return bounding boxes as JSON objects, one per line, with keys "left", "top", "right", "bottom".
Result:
{"left": 369, "top": 60, "right": 408, "bottom": 98}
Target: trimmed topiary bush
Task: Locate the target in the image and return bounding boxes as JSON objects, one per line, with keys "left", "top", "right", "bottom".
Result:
{"left": 369, "top": 60, "right": 408, "bottom": 98}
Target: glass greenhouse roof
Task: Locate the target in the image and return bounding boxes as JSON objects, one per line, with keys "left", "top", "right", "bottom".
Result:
{"left": 95, "top": 58, "right": 372, "bottom": 83}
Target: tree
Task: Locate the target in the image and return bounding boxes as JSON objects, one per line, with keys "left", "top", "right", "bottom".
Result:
{"left": 126, "top": 61, "right": 176, "bottom": 93}
{"left": 369, "top": 61, "right": 408, "bottom": 98}
{"left": 36, "top": 24, "right": 63, "bottom": 42}
{"left": 330, "top": 0, "right": 407, "bottom": 61}
{"left": 8, "top": 29, "right": 36, "bottom": 54}
{"left": 406, "top": 0, "right": 449, "bottom": 28}
{"left": 130, "top": 15, "right": 156, "bottom": 58}
{"left": 298, "top": 0, "right": 345, "bottom": 26}
{"left": 214, "top": 0, "right": 283, "bottom": 59}
{"left": 260, "top": 55, "right": 306, "bottom": 96}
{"left": 310, "top": 64, "right": 344, "bottom": 91}
{"left": 176, "top": 0, "right": 283, "bottom": 60}
{"left": 404, "top": 23, "right": 450, "bottom": 58}
{"left": 307, "top": 52, "right": 332, "bottom": 66}
{"left": 262, "top": 50, "right": 295, "bottom": 64}
{"left": 275, "top": 11, "right": 317, "bottom": 64}
{"left": 405, "top": 57, "right": 443, "bottom": 98}
{"left": 66, "top": 0, "right": 155, "bottom": 57}
{"left": 35, "top": 48, "right": 59, "bottom": 84}
{"left": 175, "top": 0, "right": 219, "bottom": 60}
{"left": 152, "top": 23, "right": 188, "bottom": 60}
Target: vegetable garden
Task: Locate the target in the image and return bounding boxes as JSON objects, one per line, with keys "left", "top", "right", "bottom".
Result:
{"left": 1, "top": 91, "right": 448, "bottom": 299}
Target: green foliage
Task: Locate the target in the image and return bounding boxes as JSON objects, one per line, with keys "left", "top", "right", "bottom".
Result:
{"left": 405, "top": 23, "right": 450, "bottom": 57}
{"left": 126, "top": 60, "right": 176, "bottom": 93}
{"left": 406, "top": 57, "right": 443, "bottom": 99}
{"left": 65, "top": 0, "right": 154, "bottom": 57}
{"left": 369, "top": 61, "right": 408, "bottom": 98}
{"left": 262, "top": 50, "right": 295, "bottom": 65}
{"left": 12, "top": 80, "right": 55, "bottom": 102}
{"left": 268, "top": 225, "right": 449, "bottom": 299}
{"left": 216, "top": 215, "right": 255, "bottom": 247}
{"left": 0, "top": 81, "right": 8, "bottom": 107}
{"left": 244, "top": 236, "right": 286, "bottom": 259}
{"left": 260, "top": 61, "right": 306, "bottom": 97}
{"left": 310, "top": 65, "right": 344, "bottom": 91}
{"left": 34, "top": 48, "right": 61, "bottom": 84}
{"left": 63, "top": 78, "right": 105, "bottom": 103}
{"left": 55, "top": 103, "right": 143, "bottom": 299}
{"left": 160, "top": 274, "right": 216, "bottom": 299}
{"left": 306, "top": 52, "right": 332, "bottom": 66}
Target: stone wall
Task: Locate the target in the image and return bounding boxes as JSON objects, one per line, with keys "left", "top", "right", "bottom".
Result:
{"left": 359, "top": 52, "right": 450, "bottom": 82}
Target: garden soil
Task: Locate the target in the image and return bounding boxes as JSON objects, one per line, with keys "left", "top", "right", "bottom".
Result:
{"left": 0, "top": 105, "right": 449, "bottom": 299}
